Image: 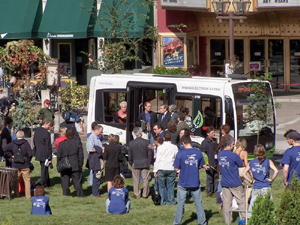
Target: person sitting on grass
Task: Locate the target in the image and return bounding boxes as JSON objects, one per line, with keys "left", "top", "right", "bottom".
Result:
{"left": 31, "top": 186, "right": 52, "bottom": 215}
{"left": 243, "top": 144, "right": 278, "bottom": 219}
{"left": 105, "top": 175, "right": 131, "bottom": 214}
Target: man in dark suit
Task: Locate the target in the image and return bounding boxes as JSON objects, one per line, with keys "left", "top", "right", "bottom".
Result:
{"left": 169, "top": 104, "right": 178, "bottom": 124}
{"left": 128, "top": 127, "right": 153, "bottom": 198}
{"left": 33, "top": 118, "right": 52, "bottom": 188}
{"left": 158, "top": 104, "right": 171, "bottom": 130}
{"left": 153, "top": 123, "right": 165, "bottom": 138}
{"left": 0, "top": 117, "right": 13, "bottom": 167}
{"left": 138, "top": 102, "right": 157, "bottom": 144}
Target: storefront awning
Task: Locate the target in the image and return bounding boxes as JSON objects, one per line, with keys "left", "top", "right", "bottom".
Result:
{"left": 0, "top": 0, "right": 42, "bottom": 39}
{"left": 38, "top": 0, "right": 96, "bottom": 39}
{"left": 91, "top": 0, "right": 153, "bottom": 38}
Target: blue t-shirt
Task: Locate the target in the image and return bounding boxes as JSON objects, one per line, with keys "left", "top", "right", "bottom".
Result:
{"left": 218, "top": 150, "right": 243, "bottom": 187}
{"left": 31, "top": 196, "right": 52, "bottom": 215}
{"left": 108, "top": 187, "right": 129, "bottom": 214}
{"left": 250, "top": 158, "right": 271, "bottom": 189}
{"left": 173, "top": 148, "right": 205, "bottom": 188}
{"left": 280, "top": 146, "right": 300, "bottom": 184}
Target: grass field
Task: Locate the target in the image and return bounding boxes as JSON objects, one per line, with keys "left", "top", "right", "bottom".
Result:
{"left": 0, "top": 160, "right": 285, "bottom": 225}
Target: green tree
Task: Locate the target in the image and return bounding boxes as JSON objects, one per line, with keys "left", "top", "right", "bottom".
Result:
{"left": 277, "top": 174, "right": 300, "bottom": 224}
{"left": 243, "top": 73, "right": 280, "bottom": 144}
{"left": 248, "top": 191, "right": 276, "bottom": 225}
{"left": 91, "top": 0, "right": 158, "bottom": 73}
{"left": 0, "top": 40, "right": 48, "bottom": 82}
{"left": 10, "top": 83, "right": 40, "bottom": 140}
{"left": 152, "top": 65, "right": 189, "bottom": 76}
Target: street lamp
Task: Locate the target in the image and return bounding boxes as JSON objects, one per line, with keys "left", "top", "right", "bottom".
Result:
{"left": 211, "top": 0, "right": 251, "bottom": 60}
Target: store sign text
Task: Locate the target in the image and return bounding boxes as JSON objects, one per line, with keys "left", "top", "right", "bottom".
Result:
{"left": 258, "top": 0, "right": 300, "bottom": 7}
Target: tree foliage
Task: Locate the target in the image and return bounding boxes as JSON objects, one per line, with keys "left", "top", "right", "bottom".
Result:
{"left": 59, "top": 79, "right": 89, "bottom": 112}
{"left": 10, "top": 84, "right": 40, "bottom": 130}
{"left": 248, "top": 191, "right": 276, "bottom": 225}
{"left": 277, "top": 174, "right": 300, "bottom": 225}
{"left": 0, "top": 40, "right": 48, "bottom": 81}
{"left": 91, "top": 0, "right": 159, "bottom": 73}
{"left": 243, "top": 73, "right": 280, "bottom": 144}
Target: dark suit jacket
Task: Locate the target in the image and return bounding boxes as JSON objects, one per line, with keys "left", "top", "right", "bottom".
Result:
{"left": 57, "top": 138, "right": 83, "bottom": 172}
{"left": 201, "top": 137, "right": 218, "bottom": 167}
{"left": 88, "top": 146, "right": 102, "bottom": 171}
{"left": 170, "top": 112, "right": 178, "bottom": 124}
{"left": 158, "top": 111, "right": 171, "bottom": 130}
{"left": 138, "top": 111, "right": 157, "bottom": 132}
{"left": 103, "top": 143, "right": 122, "bottom": 168}
{"left": 128, "top": 137, "right": 152, "bottom": 169}
{"left": 33, "top": 127, "right": 52, "bottom": 161}
{"left": 176, "top": 121, "right": 190, "bottom": 132}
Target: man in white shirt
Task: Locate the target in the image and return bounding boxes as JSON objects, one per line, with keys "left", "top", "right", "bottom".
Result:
{"left": 153, "top": 132, "right": 178, "bottom": 205}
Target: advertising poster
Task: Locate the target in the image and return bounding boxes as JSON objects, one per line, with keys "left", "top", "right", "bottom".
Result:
{"left": 162, "top": 37, "right": 184, "bottom": 67}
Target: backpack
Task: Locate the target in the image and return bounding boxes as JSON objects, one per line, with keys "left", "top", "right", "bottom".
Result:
{"left": 14, "top": 143, "right": 25, "bottom": 164}
{"left": 151, "top": 178, "right": 161, "bottom": 205}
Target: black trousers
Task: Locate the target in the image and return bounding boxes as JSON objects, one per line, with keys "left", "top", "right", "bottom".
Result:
{"left": 206, "top": 168, "right": 219, "bottom": 195}
{"left": 61, "top": 170, "right": 84, "bottom": 197}
{"left": 40, "top": 161, "right": 50, "bottom": 187}
{"left": 92, "top": 170, "right": 101, "bottom": 196}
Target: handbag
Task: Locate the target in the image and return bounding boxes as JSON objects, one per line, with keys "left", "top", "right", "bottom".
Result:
{"left": 57, "top": 142, "right": 71, "bottom": 173}
{"left": 14, "top": 143, "right": 25, "bottom": 164}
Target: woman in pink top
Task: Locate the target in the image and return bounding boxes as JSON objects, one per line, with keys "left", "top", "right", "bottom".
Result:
{"left": 117, "top": 101, "right": 127, "bottom": 123}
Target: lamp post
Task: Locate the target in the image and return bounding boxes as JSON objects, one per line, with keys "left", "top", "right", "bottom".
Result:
{"left": 211, "top": 0, "right": 251, "bottom": 60}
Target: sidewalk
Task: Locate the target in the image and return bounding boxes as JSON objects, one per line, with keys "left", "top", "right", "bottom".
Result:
{"left": 274, "top": 92, "right": 300, "bottom": 154}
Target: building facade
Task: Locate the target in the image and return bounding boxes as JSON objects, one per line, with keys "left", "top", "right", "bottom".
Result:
{"left": 158, "top": 0, "right": 300, "bottom": 91}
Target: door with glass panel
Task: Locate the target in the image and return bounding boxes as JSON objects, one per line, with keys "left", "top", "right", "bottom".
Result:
{"left": 290, "top": 40, "right": 300, "bottom": 90}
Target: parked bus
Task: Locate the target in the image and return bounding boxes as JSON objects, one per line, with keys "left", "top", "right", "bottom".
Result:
{"left": 87, "top": 73, "right": 276, "bottom": 158}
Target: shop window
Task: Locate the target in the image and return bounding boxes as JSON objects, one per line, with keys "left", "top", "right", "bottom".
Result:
{"left": 58, "top": 43, "right": 71, "bottom": 75}
{"left": 103, "top": 92, "right": 127, "bottom": 123}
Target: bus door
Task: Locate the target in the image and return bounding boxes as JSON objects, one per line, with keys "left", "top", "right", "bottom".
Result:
{"left": 126, "top": 82, "right": 175, "bottom": 142}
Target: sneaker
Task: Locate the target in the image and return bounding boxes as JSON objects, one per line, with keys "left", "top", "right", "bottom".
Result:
{"left": 52, "top": 153, "right": 57, "bottom": 158}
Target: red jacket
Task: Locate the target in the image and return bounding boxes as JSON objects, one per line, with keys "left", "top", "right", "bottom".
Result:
{"left": 55, "top": 136, "right": 67, "bottom": 151}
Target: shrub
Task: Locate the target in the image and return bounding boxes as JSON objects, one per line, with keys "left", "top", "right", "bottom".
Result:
{"left": 59, "top": 79, "right": 89, "bottom": 112}
{"left": 248, "top": 190, "right": 275, "bottom": 225}
{"left": 276, "top": 174, "right": 300, "bottom": 225}
{"left": 152, "top": 65, "right": 189, "bottom": 76}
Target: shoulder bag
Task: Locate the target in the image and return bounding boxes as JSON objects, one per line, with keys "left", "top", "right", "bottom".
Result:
{"left": 57, "top": 141, "right": 71, "bottom": 173}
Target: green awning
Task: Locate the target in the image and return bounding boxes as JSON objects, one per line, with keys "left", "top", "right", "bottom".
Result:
{"left": 38, "top": 0, "right": 96, "bottom": 39}
{"left": 0, "top": 0, "right": 42, "bottom": 39}
{"left": 91, "top": 0, "right": 153, "bottom": 38}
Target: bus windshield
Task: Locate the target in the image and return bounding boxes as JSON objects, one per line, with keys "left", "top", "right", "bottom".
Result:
{"left": 232, "top": 82, "right": 275, "bottom": 153}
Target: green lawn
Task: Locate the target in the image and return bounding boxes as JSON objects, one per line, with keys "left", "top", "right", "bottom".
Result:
{"left": 0, "top": 160, "right": 285, "bottom": 225}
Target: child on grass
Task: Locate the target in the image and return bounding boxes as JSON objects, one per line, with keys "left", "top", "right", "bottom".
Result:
{"left": 105, "top": 175, "right": 130, "bottom": 214}
{"left": 31, "top": 186, "right": 52, "bottom": 215}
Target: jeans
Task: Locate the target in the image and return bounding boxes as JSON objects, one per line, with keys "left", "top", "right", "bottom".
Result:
{"left": 105, "top": 199, "right": 131, "bottom": 214}
{"left": 248, "top": 187, "right": 271, "bottom": 219}
{"left": 205, "top": 168, "right": 219, "bottom": 195}
{"left": 157, "top": 170, "right": 176, "bottom": 205}
{"left": 148, "top": 132, "right": 154, "bottom": 145}
{"left": 173, "top": 186, "right": 207, "bottom": 225}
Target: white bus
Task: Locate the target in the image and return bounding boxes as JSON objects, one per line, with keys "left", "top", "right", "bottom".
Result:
{"left": 87, "top": 73, "right": 276, "bottom": 158}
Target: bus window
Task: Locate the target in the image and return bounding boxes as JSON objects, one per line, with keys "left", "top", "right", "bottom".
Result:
{"left": 201, "top": 97, "right": 222, "bottom": 140}
{"left": 103, "top": 92, "right": 127, "bottom": 123}
{"left": 176, "top": 95, "right": 193, "bottom": 124}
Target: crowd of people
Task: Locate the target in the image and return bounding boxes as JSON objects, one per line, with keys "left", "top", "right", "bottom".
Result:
{"left": 1, "top": 100, "right": 300, "bottom": 224}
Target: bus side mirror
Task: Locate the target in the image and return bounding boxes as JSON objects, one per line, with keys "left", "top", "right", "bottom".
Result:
{"left": 225, "top": 96, "right": 233, "bottom": 114}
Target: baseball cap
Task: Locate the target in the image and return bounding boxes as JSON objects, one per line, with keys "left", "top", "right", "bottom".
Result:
{"left": 287, "top": 131, "right": 300, "bottom": 141}
{"left": 44, "top": 99, "right": 50, "bottom": 104}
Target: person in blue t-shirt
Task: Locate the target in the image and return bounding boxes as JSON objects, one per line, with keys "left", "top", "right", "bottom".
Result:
{"left": 173, "top": 135, "right": 207, "bottom": 225}
{"left": 281, "top": 130, "right": 300, "bottom": 186}
{"left": 31, "top": 186, "right": 52, "bottom": 215}
{"left": 105, "top": 175, "right": 130, "bottom": 214}
{"left": 243, "top": 144, "right": 278, "bottom": 219}
{"left": 217, "top": 135, "right": 246, "bottom": 225}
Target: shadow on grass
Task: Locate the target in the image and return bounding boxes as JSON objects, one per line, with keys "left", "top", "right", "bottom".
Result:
{"left": 181, "top": 209, "right": 218, "bottom": 225}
